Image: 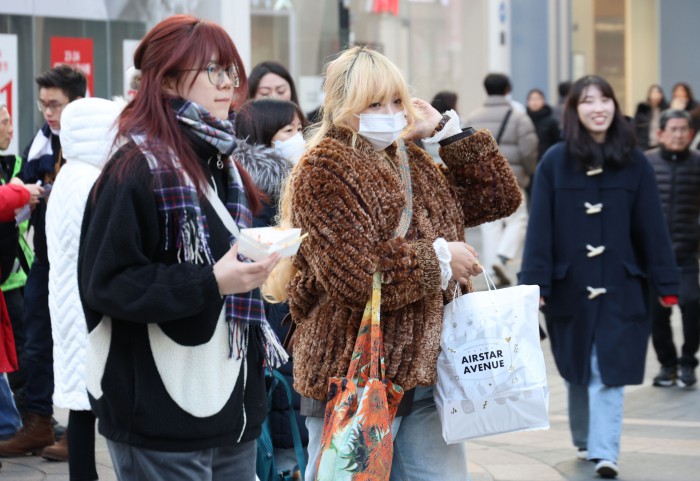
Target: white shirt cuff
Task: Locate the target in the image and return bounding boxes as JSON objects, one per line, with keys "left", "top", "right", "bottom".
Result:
{"left": 433, "top": 237, "right": 452, "bottom": 290}
{"left": 423, "top": 110, "right": 462, "bottom": 144}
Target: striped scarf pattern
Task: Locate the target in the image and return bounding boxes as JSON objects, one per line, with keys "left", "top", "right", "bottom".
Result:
{"left": 131, "top": 100, "right": 287, "bottom": 368}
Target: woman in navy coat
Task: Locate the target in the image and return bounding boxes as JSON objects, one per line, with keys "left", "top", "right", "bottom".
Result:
{"left": 520, "top": 75, "right": 679, "bottom": 479}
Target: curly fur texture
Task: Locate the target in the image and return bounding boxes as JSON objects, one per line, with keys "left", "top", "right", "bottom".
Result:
{"left": 288, "top": 126, "right": 520, "bottom": 401}
{"left": 233, "top": 141, "right": 292, "bottom": 198}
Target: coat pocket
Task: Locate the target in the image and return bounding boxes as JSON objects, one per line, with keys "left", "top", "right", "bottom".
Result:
{"left": 543, "top": 262, "right": 576, "bottom": 319}
{"left": 618, "top": 261, "right": 649, "bottom": 320}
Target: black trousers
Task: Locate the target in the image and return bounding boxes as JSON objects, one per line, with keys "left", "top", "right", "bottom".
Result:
{"left": 651, "top": 259, "right": 700, "bottom": 369}
{"left": 68, "top": 409, "right": 98, "bottom": 481}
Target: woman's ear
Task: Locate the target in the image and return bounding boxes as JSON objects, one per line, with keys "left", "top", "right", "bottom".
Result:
{"left": 162, "top": 76, "right": 179, "bottom": 97}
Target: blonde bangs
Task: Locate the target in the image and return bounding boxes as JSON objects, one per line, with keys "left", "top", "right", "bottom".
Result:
{"left": 334, "top": 49, "right": 417, "bottom": 134}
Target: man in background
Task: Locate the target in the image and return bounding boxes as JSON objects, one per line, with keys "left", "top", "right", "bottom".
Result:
{"left": 463, "top": 73, "right": 537, "bottom": 287}
{"left": 647, "top": 109, "right": 700, "bottom": 389}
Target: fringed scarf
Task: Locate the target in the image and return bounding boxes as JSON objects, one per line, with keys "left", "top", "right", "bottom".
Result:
{"left": 132, "top": 99, "right": 288, "bottom": 368}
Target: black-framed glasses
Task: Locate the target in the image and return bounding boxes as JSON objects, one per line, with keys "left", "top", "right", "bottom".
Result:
{"left": 182, "top": 63, "right": 240, "bottom": 88}
{"left": 36, "top": 100, "right": 67, "bottom": 113}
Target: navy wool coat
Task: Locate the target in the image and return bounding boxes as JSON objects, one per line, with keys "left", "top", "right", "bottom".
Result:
{"left": 519, "top": 142, "right": 680, "bottom": 386}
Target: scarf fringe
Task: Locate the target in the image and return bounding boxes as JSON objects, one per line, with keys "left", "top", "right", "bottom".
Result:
{"left": 226, "top": 314, "right": 289, "bottom": 368}
{"left": 175, "top": 210, "right": 213, "bottom": 265}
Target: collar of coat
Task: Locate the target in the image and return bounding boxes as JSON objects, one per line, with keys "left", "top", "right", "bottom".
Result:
{"left": 233, "top": 141, "right": 291, "bottom": 198}
{"left": 660, "top": 145, "right": 691, "bottom": 162}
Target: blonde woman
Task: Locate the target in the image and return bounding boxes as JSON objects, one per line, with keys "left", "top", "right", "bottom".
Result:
{"left": 265, "top": 47, "right": 521, "bottom": 480}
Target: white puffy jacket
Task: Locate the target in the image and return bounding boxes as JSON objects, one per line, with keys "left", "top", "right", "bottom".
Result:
{"left": 46, "top": 97, "right": 122, "bottom": 410}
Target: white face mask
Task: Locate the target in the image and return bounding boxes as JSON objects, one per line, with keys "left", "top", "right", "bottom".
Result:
{"left": 273, "top": 132, "right": 305, "bottom": 164}
{"left": 355, "top": 111, "right": 407, "bottom": 151}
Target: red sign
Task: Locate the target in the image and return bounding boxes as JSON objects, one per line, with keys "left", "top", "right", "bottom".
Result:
{"left": 50, "top": 37, "right": 94, "bottom": 96}
{"left": 373, "top": 0, "right": 400, "bottom": 15}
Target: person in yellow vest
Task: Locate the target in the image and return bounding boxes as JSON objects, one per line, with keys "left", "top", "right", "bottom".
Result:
{"left": 0, "top": 105, "right": 35, "bottom": 418}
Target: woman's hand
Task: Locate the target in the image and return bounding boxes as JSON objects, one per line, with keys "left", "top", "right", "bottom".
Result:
{"left": 213, "top": 243, "right": 282, "bottom": 295}
{"left": 447, "top": 242, "right": 482, "bottom": 284}
{"left": 409, "top": 98, "right": 443, "bottom": 140}
{"left": 23, "top": 184, "right": 44, "bottom": 206}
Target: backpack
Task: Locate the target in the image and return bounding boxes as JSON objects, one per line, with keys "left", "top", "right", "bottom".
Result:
{"left": 256, "top": 369, "right": 307, "bottom": 481}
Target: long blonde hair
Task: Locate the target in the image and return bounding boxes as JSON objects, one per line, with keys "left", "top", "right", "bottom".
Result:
{"left": 263, "top": 46, "right": 418, "bottom": 302}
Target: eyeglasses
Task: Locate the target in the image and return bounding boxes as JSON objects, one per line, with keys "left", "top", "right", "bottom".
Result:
{"left": 182, "top": 63, "right": 240, "bottom": 88}
{"left": 36, "top": 100, "right": 67, "bottom": 113}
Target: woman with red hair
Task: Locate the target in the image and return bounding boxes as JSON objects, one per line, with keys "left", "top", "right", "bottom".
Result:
{"left": 78, "top": 15, "right": 284, "bottom": 480}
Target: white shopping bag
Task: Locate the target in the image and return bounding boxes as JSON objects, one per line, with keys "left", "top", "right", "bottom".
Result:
{"left": 434, "top": 273, "right": 549, "bottom": 443}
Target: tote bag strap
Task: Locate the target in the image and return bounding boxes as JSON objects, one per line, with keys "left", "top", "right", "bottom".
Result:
{"left": 346, "top": 271, "right": 385, "bottom": 382}
{"left": 205, "top": 184, "right": 241, "bottom": 239}
{"left": 269, "top": 369, "right": 307, "bottom": 477}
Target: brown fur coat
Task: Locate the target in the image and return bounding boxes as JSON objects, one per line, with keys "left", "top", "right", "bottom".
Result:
{"left": 288, "top": 125, "right": 521, "bottom": 401}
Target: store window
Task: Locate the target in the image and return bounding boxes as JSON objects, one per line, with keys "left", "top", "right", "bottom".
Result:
{"left": 0, "top": 13, "right": 144, "bottom": 150}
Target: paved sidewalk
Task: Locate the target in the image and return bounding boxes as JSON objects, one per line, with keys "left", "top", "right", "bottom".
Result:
{"left": 2, "top": 229, "right": 699, "bottom": 480}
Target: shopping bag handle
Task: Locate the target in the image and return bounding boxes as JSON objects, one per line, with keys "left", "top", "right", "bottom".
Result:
{"left": 450, "top": 271, "right": 500, "bottom": 313}
{"left": 482, "top": 270, "right": 498, "bottom": 291}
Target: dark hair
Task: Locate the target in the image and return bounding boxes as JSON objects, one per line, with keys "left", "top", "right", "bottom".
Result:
{"left": 563, "top": 75, "right": 635, "bottom": 169}
{"left": 646, "top": 84, "right": 667, "bottom": 106}
{"left": 558, "top": 80, "right": 572, "bottom": 98}
{"left": 234, "top": 98, "right": 306, "bottom": 147}
{"left": 484, "top": 73, "right": 511, "bottom": 96}
{"left": 102, "top": 15, "right": 261, "bottom": 211}
{"left": 672, "top": 82, "right": 697, "bottom": 110}
{"left": 659, "top": 108, "right": 692, "bottom": 131}
{"left": 35, "top": 64, "right": 86, "bottom": 100}
{"left": 527, "top": 88, "right": 546, "bottom": 100}
{"left": 248, "top": 61, "right": 299, "bottom": 106}
{"left": 430, "top": 91, "right": 458, "bottom": 113}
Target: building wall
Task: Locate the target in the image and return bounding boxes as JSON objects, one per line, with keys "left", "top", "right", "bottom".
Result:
{"left": 510, "top": 0, "right": 550, "bottom": 104}
{"left": 625, "top": 0, "right": 658, "bottom": 114}
{"left": 659, "top": 0, "right": 700, "bottom": 99}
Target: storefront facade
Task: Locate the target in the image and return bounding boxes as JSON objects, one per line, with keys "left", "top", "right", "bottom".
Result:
{"left": 1, "top": 0, "right": 698, "bottom": 153}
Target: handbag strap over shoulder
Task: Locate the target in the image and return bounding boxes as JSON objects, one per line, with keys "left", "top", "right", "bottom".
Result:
{"left": 495, "top": 109, "right": 513, "bottom": 145}
{"left": 392, "top": 139, "right": 413, "bottom": 239}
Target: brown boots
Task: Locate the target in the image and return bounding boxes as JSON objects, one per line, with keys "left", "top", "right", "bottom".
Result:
{"left": 41, "top": 432, "right": 68, "bottom": 461}
{"left": 0, "top": 412, "right": 55, "bottom": 457}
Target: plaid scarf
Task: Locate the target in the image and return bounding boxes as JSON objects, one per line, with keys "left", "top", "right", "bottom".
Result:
{"left": 131, "top": 99, "right": 287, "bottom": 368}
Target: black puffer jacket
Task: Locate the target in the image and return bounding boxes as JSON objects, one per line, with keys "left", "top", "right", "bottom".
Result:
{"left": 647, "top": 146, "right": 700, "bottom": 261}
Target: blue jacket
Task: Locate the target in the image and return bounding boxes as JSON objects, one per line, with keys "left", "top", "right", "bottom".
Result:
{"left": 519, "top": 142, "right": 679, "bottom": 386}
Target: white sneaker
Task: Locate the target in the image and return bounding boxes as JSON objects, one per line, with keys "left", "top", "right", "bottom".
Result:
{"left": 595, "top": 459, "right": 618, "bottom": 478}
{"left": 576, "top": 448, "right": 588, "bottom": 460}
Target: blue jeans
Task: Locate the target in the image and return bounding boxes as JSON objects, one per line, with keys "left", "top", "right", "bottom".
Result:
{"left": 22, "top": 260, "right": 53, "bottom": 416}
{"left": 305, "top": 386, "right": 470, "bottom": 481}
{"left": 107, "top": 439, "right": 256, "bottom": 481}
{"left": 0, "top": 374, "right": 21, "bottom": 438}
{"left": 567, "top": 345, "right": 624, "bottom": 463}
